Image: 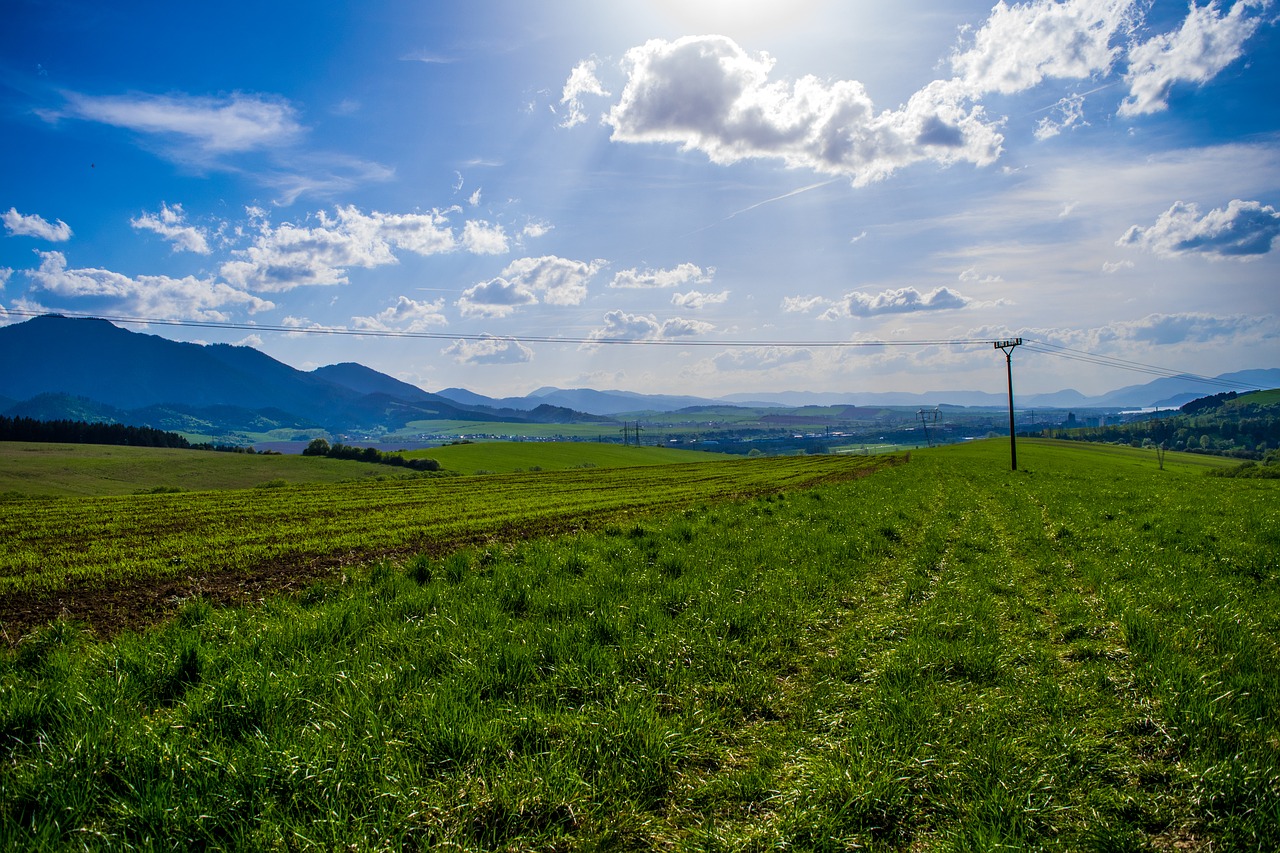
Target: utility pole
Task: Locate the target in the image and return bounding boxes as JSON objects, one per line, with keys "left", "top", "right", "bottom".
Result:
{"left": 994, "top": 338, "right": 1022, "bottom": 471}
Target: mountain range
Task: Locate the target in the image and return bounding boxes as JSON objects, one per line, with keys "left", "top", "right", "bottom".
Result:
{"left": 2, "top": 315, "right": 1276, "bottom": 437}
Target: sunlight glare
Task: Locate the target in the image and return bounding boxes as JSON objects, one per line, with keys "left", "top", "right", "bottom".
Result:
{"left": 649, "top": 0, "right": 826, "bottom": 36}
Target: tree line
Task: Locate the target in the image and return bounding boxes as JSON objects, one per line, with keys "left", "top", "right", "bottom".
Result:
{"left": 302, "top": 438, "right": 441, "bottom": 471}
{"left": 0, "top": 415, "right": 192, "bottom": 448}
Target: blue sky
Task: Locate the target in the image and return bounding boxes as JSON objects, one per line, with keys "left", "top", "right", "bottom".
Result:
{"left": 2, "top": 0, "right": 1277, "bottom": 398}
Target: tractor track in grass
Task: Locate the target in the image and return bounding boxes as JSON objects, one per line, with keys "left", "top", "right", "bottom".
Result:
{"left": 0, "top": 455, "right": 902, "bottom": 642}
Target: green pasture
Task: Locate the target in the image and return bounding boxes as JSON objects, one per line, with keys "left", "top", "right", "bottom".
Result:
{"left": 1, "top": 439, "right": 1277, "bottom": 850}
{"left": 0, "top": 442, "right": 411, "bottom": 498}
{"left": 400, "top": 440, "right": 731, "bottom": 474}
{"left": 394, "top": 420, "right": 620, "bottom": 439}
{"left": 0, "top": 454, "right": 885, "bottom": 597}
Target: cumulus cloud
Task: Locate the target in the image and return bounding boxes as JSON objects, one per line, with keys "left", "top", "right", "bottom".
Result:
{"left": 54, "top": 91, "right": 303, "bottom": 153}
{"left": 1118, "top": 199, "right": 1280, "bottom": 259}
{"left": 950, "top": 0, "right": 1136, "bottom": 96}
{"left": 567, "top": 2, "right": 1272, "bottom": 186}
{"left": 1121, "top": 0, "right": 1267, "bottom": 116}
{"left": 786, "top": 286, "right": 972, "bottom": 318}
{"left": 603, "top": 35, "right": 1003, "bottom": 186}
{"left": 25, "top": 250, "right": 273, "bottom": 320}
{"left": 672, "top": 289, "right": 730, "bottom": 309}
{"left": 560, "top": 59, "right": 610, "bottom": 128}
{"left": 609, "top": 262, "right": 711, "bottom": 289}
{"left": 351, "top": 295, "right": 447, "bottom": 332}
{"left": 456, "top": 277, "right": 538, "bottom": 318}
{"left": 461, "top": 220, "right": 509, "bottom": 254}
{"left": 221, "top": 205, "right": 457, "bottom": 291}
{"left": 130, "top": 202, "right": 211, "bottom": 254}
{"left": 3, "top": 208, "right": 72, "bottom": 242}
{"left": 444, "top": 335, "right": 534, "bottom": 365}
{"left": 0, "top": 267, "right": 11, "bottom": 289}
{"left": 456, "top": 255, "right": 603, "bottom": 318}
{"left": 587, "top": 309, "right": 714, "bottom": 343}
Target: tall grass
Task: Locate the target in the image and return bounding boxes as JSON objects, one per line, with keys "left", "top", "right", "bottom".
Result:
{"left": 1, "top": 439, "right": 1277, "bottom": 850}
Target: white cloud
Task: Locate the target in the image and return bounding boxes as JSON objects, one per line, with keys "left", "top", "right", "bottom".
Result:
{"left": 1118, "top": 199, "right": 1280, "bottom": 259}
{"left": 3, "top": 208, "right": 72, "bottom": 242}
{"left": 560, "top": 59, "right": 610, "bottom": 128}
{"left": 603, "top": 35, "right": 1003, "bottom": 186}
{"left": 1102, "top": 259, "right": 1134, "bottom": 273}
{"left": 1005, "top": 311, "right": 1276, "bottom": 349}
{"left": 587, "top": 309, "right": 714, "bottom": 343}
{"left": 130, "top": 202, "right": 211, "bottom": 254}
{"left": 821, "top": 286, "right": 973, "bottom": 319}
{"left": 502, "top": 255, "right": 603, "bottom": 306}
{"left": 958, "top": 267, "right": 1004, "bottom": 283}
{"left": 782, "top": 295, "right": 833, "bottom": 314}
{"left": 468, "top": 188, "right": 482, "bottom": 207}
{"left": 0, "top": 267, "right": 11, "bottom": 289}
{"left": 1121, "top": 0, "right": 1267, "bottom": 117}
{"left": 521, "top": 219, "right": 553, "bottom": 240}
{"left": 461, "top": 220, "right": 509, "bottom": 255}
{"left": 352, "top": 295, "right": 447, "bottom": 332}
{"left": 713, "top": 346, "right": 813, "bottom": 371}
{"left": 455, "top": 254, "right": 602, "bottom": 318}
{"left": 456, "top": 277, "right": 538, "bottom": 318}
{"left": 610, "top": 262, "right": 711, "bottom": 289}
{"left": 221, "top": 205, "right": 457, "bottom": 291}
{"left": 1034, "top": 93, "right": 1088, "bottom": 140}
{"left": 444, "top": 335, "right": 534, "bottom": 365}
{"left": 55, "top": 91, "right": 302, "bottom": 153}
{"left": 672, "top": 289, "right": 730, "bottom": 309}
{"left": 236, "top": 333, "right": 265, "bottom": 349}
{"left": 950, "top": 0, "right": 1137, "bottom": 96}
{"left": 25, "top": 250, "right": 273, "bottom": 320}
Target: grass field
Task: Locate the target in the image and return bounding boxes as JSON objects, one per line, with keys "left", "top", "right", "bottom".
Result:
{"left": 0, "top": 442, "right": 412, "bottom": 497}
{"left": 1, "top": 439, "right": 1277, "bottom": 850}
{"left": 401, "top": 441, "right": 732, "bottom": 474}
{"left": 0, "top": 453, "right": 886, "bottom": 602}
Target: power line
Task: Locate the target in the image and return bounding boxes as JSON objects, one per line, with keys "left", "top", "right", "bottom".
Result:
{"left": 3, "top": 309, "right": 1267, "bottom": 393}
{"left": 0, "top": 308, "right": 992, "bottom": 349}
{"left": 1022, "top": 339, "right": 1266, "bottom": 392}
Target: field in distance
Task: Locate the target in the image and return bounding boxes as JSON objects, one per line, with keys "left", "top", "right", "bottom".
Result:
{"left": 0, "top": 442, "right": 417, "bottom": 498}
{"left": 402, "top": 441, "right": 731, "bottom": 474}
{"left": 0, "top": 440, "right": 736, "bottom": 498}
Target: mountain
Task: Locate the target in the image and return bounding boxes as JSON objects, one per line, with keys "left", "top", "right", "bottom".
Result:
{"left": 311, "top": 362, "right": 437, "bottom": 403}
{"left": 0, "top": 315, "right": 539, "bottom": 434}
{"left": 3, "top": 315, "right": 1275, "bottom": 431}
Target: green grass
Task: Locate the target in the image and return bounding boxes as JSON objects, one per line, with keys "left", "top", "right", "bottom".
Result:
{"left": 0, "top": 442, "right": 419, "bottom": 498}
{"left": 401, "top": 440, "right": 731, "bottom": 474}
{"left": 1022, "top": 437, "right": 1239, "bottom": 473}
{"left": 1, "top": 439, "right": 1277, "bottom": 850}
{"left": 0, "top": 454, "right": 885, "bottom": 597}
{"left": 395, "top": 420, "right": 623, "bottom": 439}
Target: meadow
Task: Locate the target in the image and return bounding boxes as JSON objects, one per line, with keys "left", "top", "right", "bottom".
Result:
{"left": 402, "top": 441, "right": 731, "bottom": 475}
{"left": 0, "top": 442, "right": 415, "bottom": 498}
{"left": 1, "top": 439, "right": 1277, "bottom": 850}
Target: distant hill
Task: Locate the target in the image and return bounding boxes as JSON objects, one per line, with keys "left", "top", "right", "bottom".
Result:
{"left": 3, "top": 315, "right": 1275, "bottom": 433}
{"left": 0, "top": 315, "right": 588, "bottom": 438}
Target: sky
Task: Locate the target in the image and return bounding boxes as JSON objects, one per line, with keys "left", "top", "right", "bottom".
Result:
{"left": 1, "top": 0, "right": 1278, "bottom": 399}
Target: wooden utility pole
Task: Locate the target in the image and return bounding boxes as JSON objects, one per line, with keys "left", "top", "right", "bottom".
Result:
{"left": 994, "top": 338, "right": 1022, "bottom": 471}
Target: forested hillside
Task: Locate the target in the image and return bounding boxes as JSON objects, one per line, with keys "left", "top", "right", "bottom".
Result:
{"left": 1042, "top": 389, "right": 1280, "bottom": 459}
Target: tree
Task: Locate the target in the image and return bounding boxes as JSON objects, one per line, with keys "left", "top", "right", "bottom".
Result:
{"left": 303, "top": 438, "right": 331, "bottom": 457}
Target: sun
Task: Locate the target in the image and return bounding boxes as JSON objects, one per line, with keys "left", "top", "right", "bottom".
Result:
{"left": 650, "top": 0, "right": 826, "bottom": 37}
